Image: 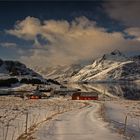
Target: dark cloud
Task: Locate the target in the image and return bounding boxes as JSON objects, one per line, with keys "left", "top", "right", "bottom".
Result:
{"left": 104, "top": 1, "right": 140, "bottom": 27}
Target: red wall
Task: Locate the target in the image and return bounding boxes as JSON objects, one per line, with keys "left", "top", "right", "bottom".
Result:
{"left": 72, "top": 96, "right": 98, "bottom": 100}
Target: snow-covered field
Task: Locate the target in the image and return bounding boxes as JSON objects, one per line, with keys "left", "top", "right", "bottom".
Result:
{"left": 0, "top": 96, "right": 84, "bottom": 140}
{"left": 104, "top": 100, "right": 140, "bottom": 140}
{"left": 0, "top": 92, "right": 140, "bottom": 140}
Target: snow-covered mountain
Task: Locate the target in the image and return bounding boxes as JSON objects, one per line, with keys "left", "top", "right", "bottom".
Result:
{"left": 0, "top": 59, "right": 42, "bottom": 78}
{"left": 0, "top": 59, "right": 60, "bottom": 88}
{"left": 47, "top": 64, "right": 83, "bottom": 81}
{"left": 18, "top": 50, "right": 139, "bottom": 83}
{"left": 35, "top": 64, "right": 84, "bottom": 82}
{"left": 70, "top": 50, "right": 140, "bottom": 82}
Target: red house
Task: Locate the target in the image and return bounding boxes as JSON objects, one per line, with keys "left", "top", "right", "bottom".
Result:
{"left": 72, "top": 92, "right": 98, "bottom": 100}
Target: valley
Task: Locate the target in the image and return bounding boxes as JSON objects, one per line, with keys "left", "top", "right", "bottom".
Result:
{"left": 0, "top": 50, "right": 140, "bottom": 140}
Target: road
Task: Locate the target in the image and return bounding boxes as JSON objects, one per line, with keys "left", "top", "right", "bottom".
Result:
{"left": 34, "top": 102, "right": 124, "bottom": 140}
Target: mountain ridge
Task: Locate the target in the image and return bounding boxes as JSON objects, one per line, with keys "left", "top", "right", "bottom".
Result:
{"left": 71, "top": 50, "right": 140, "bottom": 82}
{"left": 28, "top": 50, "right": 140, "bottom": 83}
{"left": 0, "top": 58, "right": 61, "bottom": 87}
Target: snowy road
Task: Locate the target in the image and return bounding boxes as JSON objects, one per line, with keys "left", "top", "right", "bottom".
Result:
{"left": 35, "top": 102, "right": 124, "bottom": 140}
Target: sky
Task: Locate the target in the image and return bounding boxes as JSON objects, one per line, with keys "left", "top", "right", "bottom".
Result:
{"left": 0, "top": 0, "right": 140, "bottom": 68}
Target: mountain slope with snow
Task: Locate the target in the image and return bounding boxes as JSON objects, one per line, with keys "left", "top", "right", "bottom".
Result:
{"left": 35, "top": 64, "right": 84, "bottom": 82}
{"left": 0, "top": 58, "right": 42, "bottom": 78}
{"left": 71, "top": 50, "right": 140, "bottom": 82}
{"left": 0, "top": 59, "right": 61, "bottom": 88}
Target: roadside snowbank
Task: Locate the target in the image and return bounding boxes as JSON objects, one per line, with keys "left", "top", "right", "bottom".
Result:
{"left": 104, "top": 100, "right": 140, "bottom": 140}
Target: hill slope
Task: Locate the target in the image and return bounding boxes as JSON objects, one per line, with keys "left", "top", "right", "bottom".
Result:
{"left": 34, "top": 64, "right": 84, "bottom": 82}
{"left": 0, "top": 59, "right": 61, "bottom": 87}
{"left": 0, "top": 59, "right": 42, "bottom": 78}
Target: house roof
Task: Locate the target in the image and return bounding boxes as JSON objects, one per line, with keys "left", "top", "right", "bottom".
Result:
{"left": 72, "top": 92, "right": 98, "bottom": 97}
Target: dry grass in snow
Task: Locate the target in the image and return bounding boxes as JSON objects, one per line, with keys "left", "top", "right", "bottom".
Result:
{"left": 0, "top": 96, "right": 84, "bottom": 140}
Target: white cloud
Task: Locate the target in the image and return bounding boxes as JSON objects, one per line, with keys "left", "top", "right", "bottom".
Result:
{"left": 6, "top": 16, "right": 41, "bottom": 40}
{"left": 6, "top": 16, "right": 140, "bottom": 67}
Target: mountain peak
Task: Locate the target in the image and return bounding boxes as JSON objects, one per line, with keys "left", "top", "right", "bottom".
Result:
{"left": 93, "top": 50, "right": 127, "bottom": 66}
{"left": 110, "top": 50, "right": 122, "bottom": 56}
{"left": 101, "top": 50, "right": 126, "bottom": 61}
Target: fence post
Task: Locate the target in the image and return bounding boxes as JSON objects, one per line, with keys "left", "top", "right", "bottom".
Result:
{"left": 25, "top": 112, "right": 28, "bottom": 134}
{"left": 5, "top": 121, "right": 10, "bottom": 140}
{"left": 124, "top": 115, "right": 128, "bottom": 133}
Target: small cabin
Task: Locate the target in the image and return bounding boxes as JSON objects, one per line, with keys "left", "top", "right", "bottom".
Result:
{"left": 29, "top": 95, "right": 41, "bottom": 99}
{"left": 72, "top": 92, "right": 98, "bottom": 100}
{"left": 27, "top": 90, "right": 42, "bottom": 99}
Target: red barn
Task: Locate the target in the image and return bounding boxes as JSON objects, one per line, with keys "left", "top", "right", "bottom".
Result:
{"left": 72, "top": 92, "right": 98, "bottom": 100}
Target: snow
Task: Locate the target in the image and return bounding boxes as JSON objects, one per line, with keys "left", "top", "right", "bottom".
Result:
{"left": 66, "top": 83, "right": 124, "bottom": 98}
{"left": 47, "top": 64, "right": 83, "bottom": 82}
{"left": 70, "top": 51, "right": 140, "bottom": 82}
{"left": 0, "top": 87, "right": 139, "bottom": 140}
{"left": 29, "top": 50, "right": 140, "bottom": 83}
{"left": 104, "top": 100, "right": 140, "bottom": 140}
{"left": 0, "top": 58, "right": 44, "bottom": 82}
{"left": 34, "top": 64, "right": 84, "bottom": 82}
{"left": 0, "top": 96, "right": 84, "bottom": 140}
{"left": 0, "top": 84, "right": 40, "bottom": 92}
{"left": 135, "top": 80, "right": 140, "bottom": 84}
{"left": 84, "top": 61, "right": 133, "bottom": 82}
{"left": 33, "top": 102, "right": 125, "bottom": 140}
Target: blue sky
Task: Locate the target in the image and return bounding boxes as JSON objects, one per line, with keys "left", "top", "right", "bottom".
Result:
{"left": 0, "top": 1, "right": 140, "bottom": 67}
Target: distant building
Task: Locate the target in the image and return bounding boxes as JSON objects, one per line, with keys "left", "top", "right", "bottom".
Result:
{"left": 72, "top": 92, "right": 98, "bottom": 100}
